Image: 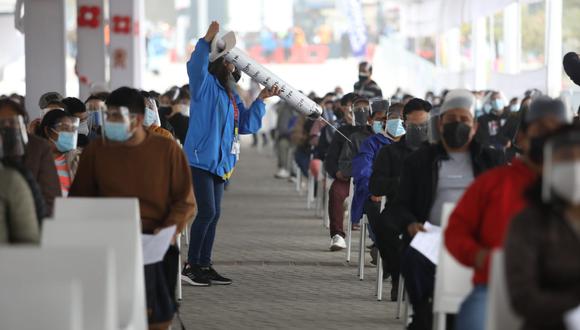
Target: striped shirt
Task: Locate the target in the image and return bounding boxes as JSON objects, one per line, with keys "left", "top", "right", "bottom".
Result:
{"left": 54, "top": 154, "right": 71, "bottom": 197}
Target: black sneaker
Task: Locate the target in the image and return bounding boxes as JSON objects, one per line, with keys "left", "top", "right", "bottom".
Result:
{"left": 181, "top": 264, "right": 211, "bottom": 287}
{"left": 204, "top": 267, "right": 233, "bottom": 285}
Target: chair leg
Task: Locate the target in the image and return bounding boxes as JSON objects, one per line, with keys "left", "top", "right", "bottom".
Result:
{"left": 323, "top": 179, "right": 330, "bottom": 229}
{"left": 307, "top": 174, "right": 314, "bottom": 209}
{"left": 396, "top": 275, "right": 405, "bottom": 319}
{"left": 435, "top": 312, "right": 446, "bottom": 330}
{"left": 376, "top": 256, "right": 383, "bottom": 301}
{"left": 346, "top": 218, "right": 352, "bottom": 263}
{"left": 358, "top": 221, "right": 366, "bottom": 280}
{"left": 177, "top": 236, "right": 183, "bottom": 301}
{"left": 402, "top": 292, "right": 410, "bottom": 329}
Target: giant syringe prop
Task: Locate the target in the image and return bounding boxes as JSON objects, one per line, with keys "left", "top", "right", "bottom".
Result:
{"left": 210, "top": 31, "right": 322, "bottom": 119}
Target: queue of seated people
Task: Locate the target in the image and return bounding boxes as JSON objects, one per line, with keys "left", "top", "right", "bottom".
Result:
{"left": 271, "top": 63, "right": 580, "bottom": 330}
{"left": 0, "top": 86, "right": 197, "bottom": 329}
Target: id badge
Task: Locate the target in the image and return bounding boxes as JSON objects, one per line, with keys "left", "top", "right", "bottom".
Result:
{"left": 231, "top": 138, "right": 241, "bottom": 160}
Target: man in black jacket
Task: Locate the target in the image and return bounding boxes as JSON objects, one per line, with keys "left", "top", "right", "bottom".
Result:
{"left": 369, "top": 99, "right": 431, "bottom": 301}
{"left": 390, "top": 90, "right": 504, "bottom": 330}
{"left": 324, "top": 95, "right": 373, "bottom": 251}
{"left": 353, "top": 61, "right": 383, "bottom": 100}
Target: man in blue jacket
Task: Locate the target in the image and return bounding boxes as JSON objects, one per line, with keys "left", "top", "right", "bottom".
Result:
{"left": 182, "top": 21, "right": 280, "bottom": 287}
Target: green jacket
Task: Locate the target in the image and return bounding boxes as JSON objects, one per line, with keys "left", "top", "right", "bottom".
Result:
{"left": 0, "top": 165, "right": 40, "bottom": 244}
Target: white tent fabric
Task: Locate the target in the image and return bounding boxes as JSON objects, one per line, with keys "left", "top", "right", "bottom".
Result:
{"left": 401, "top": 0, "right": 517, "bottom": 37}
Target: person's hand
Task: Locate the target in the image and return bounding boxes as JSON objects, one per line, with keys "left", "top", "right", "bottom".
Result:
{"left": 204, "top": 21, "right": 220, "bottom": 43}
{"left": 407, "top": 222, "right": 426, "bottom": 238}
{"left": 370, "top": 195, "right": 382, "bottom": 203}
{"left": 258, "top": 85, "right": 281, "bottom": 100}
{"left": 474, "top": 248, "right": 490, "bottom": 270}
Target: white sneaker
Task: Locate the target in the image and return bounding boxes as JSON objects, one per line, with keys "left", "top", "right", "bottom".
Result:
{"left": 330, "top": 234, "right": 347, "bottom": 251}
{"left": 275, "top": 168, "right": 290, "bottom": 179}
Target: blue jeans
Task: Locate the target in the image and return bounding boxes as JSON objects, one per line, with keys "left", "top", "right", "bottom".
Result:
{"left": 187, "top": 167, "right": 225, "bottom": 267}
{"left": 455, "top": 285, "right": 488, "bottom": 330}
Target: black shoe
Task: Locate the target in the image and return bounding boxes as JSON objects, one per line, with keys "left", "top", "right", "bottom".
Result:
{"left": 204, "top": 267, "right": 233, "bottom": 285}
{"left": 370, "top": 247, "right": 378, "bottom": 265}
{"left": 181, "top": 264, "right": 211, "bottom": 287}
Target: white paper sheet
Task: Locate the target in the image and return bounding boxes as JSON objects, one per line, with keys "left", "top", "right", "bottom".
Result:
{"left": 410, "top": 222, "right": 442, "bottom": 265}
{"left": 565, "top": 305, "right": 580, "bottom": 330}
{"left": 141, "top": 225, "right": 176, "bottom": 265}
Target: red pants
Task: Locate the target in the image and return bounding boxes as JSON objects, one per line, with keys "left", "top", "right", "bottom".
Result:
{"left": 328, "top": 179, "right": 350, "bottom": 238}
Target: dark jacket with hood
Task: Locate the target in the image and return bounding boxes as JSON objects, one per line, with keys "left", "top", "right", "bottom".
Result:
{"left": 388, "top": 140, "right": 505, "bottom": 241}
{"left": 324, "top": 125, "right": 368, "bottom": 179}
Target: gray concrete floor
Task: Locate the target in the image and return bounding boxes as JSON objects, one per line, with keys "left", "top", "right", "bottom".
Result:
{"left": 177, "top": 146, "right": 403, "bottom": 330}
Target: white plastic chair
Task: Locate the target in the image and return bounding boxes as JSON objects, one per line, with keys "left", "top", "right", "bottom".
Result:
{"left": 485, "top": 250, "right": 522, "bottom": 330}
{"left": 376, "top": 256, "right": 384, "bottom": 301}
{"left": 51, "top": 198, "right": 147, "bottom": 330}
{"left": 0, "top": 247, "right": 118, "bottom": 330}
{"left": 0, "top": 281, "right": 83, "bottom": 330}
{"left": 433, "top": 203, "right": 473, "bottom": 330}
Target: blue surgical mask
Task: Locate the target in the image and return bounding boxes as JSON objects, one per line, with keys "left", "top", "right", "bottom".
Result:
{"left": 492, "top": 99, "right": 505, "bottom": 111}
{"left": 372, "top": 121, "right": 384, "bottom": 134}
{"left": 144, "top": 107, "right": 157, "bottom": 127}
{"left": 54, "top": 131, "right": 78, "bottom": 152}
{"left": 386, "top": 119, "right": 406, "bottom": 137}
{"left": 510, "top": 104, "right": 519, "bottom": 112}
{"left": 104, "top": 121, "right": 132, "bottom": 142}
{"left": 483, "top": 103, "right": 492, "bottom": 114}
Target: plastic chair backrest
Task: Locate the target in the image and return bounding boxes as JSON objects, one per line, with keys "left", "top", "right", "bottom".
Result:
{"left": 0, "top": 247, "right": 118, "bottom": 330}
{"left": 54, "top": 197, "right": 140, "bottom": 221}
{"left": 485, "top": 250, "right": 522, "bottom": 330}
{"left": 0, "top": 281, "right": 83, "bottom": 330}
{"left": 433, "top": 203, "right": 474, "bottom": 314}
{"left": 43, "top": 219, "right": 147, "bottom": 330}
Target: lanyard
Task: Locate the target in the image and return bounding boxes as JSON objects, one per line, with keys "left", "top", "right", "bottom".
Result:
{"left": 228, "top": 91, "right": 239, "bottom": 138}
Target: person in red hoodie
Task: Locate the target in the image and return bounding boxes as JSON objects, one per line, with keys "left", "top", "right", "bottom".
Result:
{"left": 444, "top": 96, "right": 570, "bottom": 330}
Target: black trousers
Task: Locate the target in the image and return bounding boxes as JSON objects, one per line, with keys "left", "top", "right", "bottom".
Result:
{"left": 368, "top": 207, "right": 403, "bottom": 281}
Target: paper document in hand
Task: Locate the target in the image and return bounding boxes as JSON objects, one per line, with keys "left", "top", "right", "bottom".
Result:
{"left": 565, "top": 305, "right": 580, "bottom": 330}
{"left": 410, "top": 222, "right": 442, "bottom": 265}
{"left": 142, "top": 225, "right": 176, "bottom": 265}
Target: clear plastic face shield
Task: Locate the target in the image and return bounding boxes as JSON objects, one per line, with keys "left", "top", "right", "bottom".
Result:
{"left": 144, "top": 98, "right": 161, "bottom": 128}
{"left": 542, "top": 131, "right": 580, "bottom": 205}
{"left": 86, "top": 100, "right": 106, "bottom": 132}
{"left": 352, "top": 103, "right": 371, "bottom": 127}
{"left": 103, "top": 106, "right": 137, "bottom": 143}
{"left": 51, "top": 116, "right": 80, "bottom": 153}
{"left": 428, "top": 106, "right": 441, "bottom": 144}
{"left": 0, "top": 115, "right": 28, "bottom": 159}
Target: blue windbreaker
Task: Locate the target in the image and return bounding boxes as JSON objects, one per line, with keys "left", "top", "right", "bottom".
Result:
{"left": 350, "top": 133, "right": 392, "bottom": 223}
{"left": 184, "top": 38, "right": 265, "bottom": 180}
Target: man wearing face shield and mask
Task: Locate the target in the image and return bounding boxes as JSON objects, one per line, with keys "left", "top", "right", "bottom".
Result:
{"left": 504, "top": 124, "right": 580, "bottom": 330}
{"left": 476, "top": 91, "right": 512, "bottom": 150}
{"left": 444, "top": 96, "right": 569, "bottom": 330}
{"left": 140, "top": 91, "right": 173, "bottom": 140}
{"left": 70, "top": 87, "right": 196, "bottom": 329}
{"left": 324, "top": 95, "right": 375, "bottom": 250}
{"left": 368, "top": 99, "right": 431, "bottom": 300}
{"left": 389, "top": 89, "right": 504, "bottom": 330}
{"left": 353, "top": 61, "right": 383, "bottom": 100}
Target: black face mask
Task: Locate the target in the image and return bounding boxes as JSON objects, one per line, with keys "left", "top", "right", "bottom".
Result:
{"left": 358, "top": 75, "right": 369, "bottom": 83}
{"left": 405, "top": 123, "right": 429, "bottom": 150}
{"left": 442, "top": 122, "right": 471, "bottom": 149}
{"left": 528, "top": 136, "right": 546, "bottom": 164}
{"left": 354, "top": 110, "right": 369, "bottom": 126}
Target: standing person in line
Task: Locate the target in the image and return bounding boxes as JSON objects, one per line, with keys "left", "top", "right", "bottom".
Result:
{"left": 353, "top": 61, "right": 383, "bottom": 100}
{"left": 182, "top": 21, "right": 280, "bottom": 286}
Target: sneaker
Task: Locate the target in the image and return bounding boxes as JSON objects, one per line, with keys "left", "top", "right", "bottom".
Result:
{"left": 181, "top": 264, "right": 211, "bottom": 287}
{"left": 370, "top": 246, "right": 378, "bottom": 265}
{"left": 204, "top": 267, "right": 233, "bottom": 285}
{"left": 274, "top": 168, "right": 290, "bottom": 179}
{"left": 351, "top": 224, "right": 361, "bottom": 231}
{"left": 330, "top": 234, "right": 347, "bottom": 251}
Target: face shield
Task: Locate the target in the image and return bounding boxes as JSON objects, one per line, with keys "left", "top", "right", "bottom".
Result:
{"left": 144, "top": 98, "right": 161, "bottom": 128}
{"left": 0, "top": 115, "right": 28, "bottom": 159}
{"left": 352, "top": 104, "right": 370, "bottom": 127}
{"left": 103, "top": 106, "right": 136, "bottom": 143}
{"left": 542, "top": 130, "right": 580, "bottom": 205}
{"left": 428, "top": 106, "right": 441, "bottom": 144}
{"left": 86, "top": 101, "right": 106, "bottom": 133}
{"left": 51, "top": 116, "right": 80, "bottom": 153}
